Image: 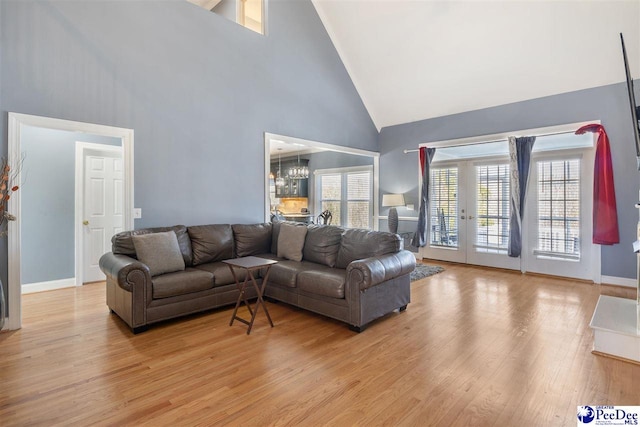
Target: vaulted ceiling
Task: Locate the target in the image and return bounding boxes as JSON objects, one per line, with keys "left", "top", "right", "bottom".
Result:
{"left": 312, "top": 0, "right": 640, "bottom": 130}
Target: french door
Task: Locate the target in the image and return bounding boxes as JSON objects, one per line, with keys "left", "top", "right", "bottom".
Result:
{"left": 422, "top": 159, "right": 520, "bottom": 270}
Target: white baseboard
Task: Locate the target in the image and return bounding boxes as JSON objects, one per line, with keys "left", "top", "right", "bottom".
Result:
{"left": 22, "top": 278, "right": 76, "bottom": 294}
{"left": 600, "top": 275, "right": 637, "bottom": 288}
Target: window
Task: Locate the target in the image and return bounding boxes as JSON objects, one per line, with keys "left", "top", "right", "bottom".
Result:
{"left": 535, "top": 159, "right": 581, "bottom": 259}
{"left": 316, "top": 166, "right": 373, "bottom": 228}
{"left": 347, "top": 171, "right": 371, "bottom": 228}
{"left": 237, "top": 0, "right": 264, "bottom": 34}
{"left": 319, "top": 174, "right": 341, "bottom": 224}
{"left": 189, "top": 0, "right": 266, "bottom": 35}
{"left": 430, "top": 166, "right": 458, "bottom": 248}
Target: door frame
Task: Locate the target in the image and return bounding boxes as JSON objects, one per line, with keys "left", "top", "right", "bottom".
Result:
{"left": 75, "top": 142, "right": 124, "bottom": 287}
{"left": 6, "top": 113, "right": 134, "bottom": 331}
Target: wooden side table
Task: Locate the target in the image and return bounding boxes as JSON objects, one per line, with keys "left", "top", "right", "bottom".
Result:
{"left": 222, "top": 256, "right": 278, "bottom": 335}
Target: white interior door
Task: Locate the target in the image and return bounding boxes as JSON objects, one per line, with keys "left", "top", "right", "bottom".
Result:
{"left": 82, "top": 149, "right": 124, "bottom": 283}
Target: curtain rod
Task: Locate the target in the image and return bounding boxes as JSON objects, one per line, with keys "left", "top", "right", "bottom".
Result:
{"left": 403, "top": 128, "right": 584, "bottom": 154}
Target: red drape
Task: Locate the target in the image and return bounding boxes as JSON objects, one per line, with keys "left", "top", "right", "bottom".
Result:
{"left": 575, "top": 124, "right": 620, "bottom": 245}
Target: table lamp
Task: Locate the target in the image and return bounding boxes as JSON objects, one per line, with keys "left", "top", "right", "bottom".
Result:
{"left": 382, "top": 193, "right": 405, "bottom": 234}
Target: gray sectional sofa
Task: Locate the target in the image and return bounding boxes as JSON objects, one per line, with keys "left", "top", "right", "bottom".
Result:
{"left": 99, "top": 222, "right": 416, "bottom": 333}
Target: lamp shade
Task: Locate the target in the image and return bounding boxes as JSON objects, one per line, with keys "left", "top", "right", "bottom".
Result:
{"left": 382, "top": 193, "right": 405, "bottom": 207}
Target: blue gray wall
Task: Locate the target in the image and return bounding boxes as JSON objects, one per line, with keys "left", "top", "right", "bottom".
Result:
{"left": 20, "top": 126, "right": 120, "bottom": 285}
{"left": 379, "top": 81, "right": 640, "bottom": 279}
{"left": 0, "top": 0, "right": 377, "bottom": 303}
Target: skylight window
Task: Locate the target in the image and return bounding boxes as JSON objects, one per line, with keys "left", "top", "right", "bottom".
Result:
{"left": 188, "top": 0, "right": 266, "bottom": 35}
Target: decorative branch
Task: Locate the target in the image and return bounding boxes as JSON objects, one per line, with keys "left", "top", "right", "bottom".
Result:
{"left": 0, "top": 155, "right": 24, "bottom": 237}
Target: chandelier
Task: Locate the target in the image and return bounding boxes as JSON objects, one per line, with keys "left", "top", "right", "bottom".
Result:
{"left": 287, "top": 153, "right": 309, "bottom": 179}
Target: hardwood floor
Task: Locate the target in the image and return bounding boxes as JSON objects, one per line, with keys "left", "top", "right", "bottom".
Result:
{"left": 1, "top": 262, "right": 639, "bottom": 426}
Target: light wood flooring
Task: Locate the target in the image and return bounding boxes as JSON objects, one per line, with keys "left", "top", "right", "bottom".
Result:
{"left": 1, "top": 261, "right": 639, "bottom": 426}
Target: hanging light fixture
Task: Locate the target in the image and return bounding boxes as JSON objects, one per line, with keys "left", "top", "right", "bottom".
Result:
{"left": 276, "top": 153, "right": 285, "bottom": 187}
{"left": 288, "top": 152, "right": 309, "bottom": 179}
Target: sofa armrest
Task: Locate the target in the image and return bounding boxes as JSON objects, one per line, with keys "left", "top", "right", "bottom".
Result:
{"left": 99, "top": 252, "right": 151, "bottom": 293}
{"left": 346, "top": 250, "right": 416, "bottom": 291}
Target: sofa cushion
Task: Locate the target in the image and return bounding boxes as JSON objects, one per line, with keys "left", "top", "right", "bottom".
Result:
{"left": 303, "top": 225, "right": 344, "bottom": 267}
{"left": 193, "top": 261, "right": 248, "bottom": 286}
{"left": 336, "top": 229, "right": 402, "bottom": 269}
{"left": 277, "top": 223, "right": 308, "bottom": 262}
{"left": 132, "top": 231, "right": 185, "bottom": 277}
{"left": 112, "top": 225, "right": 193, "bottom": 266}
{"left": 297, "top": 268, "right": 346, "bottom": 299}
{"left": 188, "top": 224, "right": 233, "bottom": 266}
{"left": 266, "top": 260, "right": 316, "bottom": 288}
{"left": 232, "top": 223, "right": 272, "bottom": 257}
{"left": 152, "top": 268, "right": 214, "bottom": 299}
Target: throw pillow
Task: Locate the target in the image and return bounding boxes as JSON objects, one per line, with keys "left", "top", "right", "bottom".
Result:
{"left": 277, "top": 223, "right": 308, "bottom": 262}
{"left": 132, "top": 231, "right": 185, "bottom": 277}
{"left": 112, "top": 225, "right": 193, "bottom": 266}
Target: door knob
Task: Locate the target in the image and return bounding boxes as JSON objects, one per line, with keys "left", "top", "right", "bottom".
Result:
{"left": 83, "top": 220, "right": 89, "bottom": 225}
{"left": 468, "top": 216, "right": 475, "bottom": 219}
{"left": 460, "top": 216, "right": 466, "bottom": 220}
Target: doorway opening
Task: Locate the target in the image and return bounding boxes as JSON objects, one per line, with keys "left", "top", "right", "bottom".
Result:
{"left": 6, "top": 113, "right": 134, "bottom": 330}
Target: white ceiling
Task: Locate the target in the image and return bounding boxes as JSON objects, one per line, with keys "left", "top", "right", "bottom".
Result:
{"left": 312, "top": 0, "right": 640, "bottom": 131}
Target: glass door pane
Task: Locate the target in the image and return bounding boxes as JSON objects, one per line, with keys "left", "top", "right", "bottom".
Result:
{"left": 430, "top": 167, "right": 459, "bottom": 248}
{"left": 475, "top": 164, "right": 510, "bottom": 253}
{"left": 421, "top": 164, "right": 467, "bottom": 263}
{"left": 466, "top": 162, "right": 520, "bottom": 270}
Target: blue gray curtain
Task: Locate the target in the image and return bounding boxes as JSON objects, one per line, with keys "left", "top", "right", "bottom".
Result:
{"left": 508, "top": 136, "right": 536, "bottom": 257}
{"left": 412, "top": 147, "right": 436, "bottom": 247}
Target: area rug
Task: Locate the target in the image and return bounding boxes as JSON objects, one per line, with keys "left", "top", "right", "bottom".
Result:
{"left": 410, "top": 264, "right": 444, "bottom": 282}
